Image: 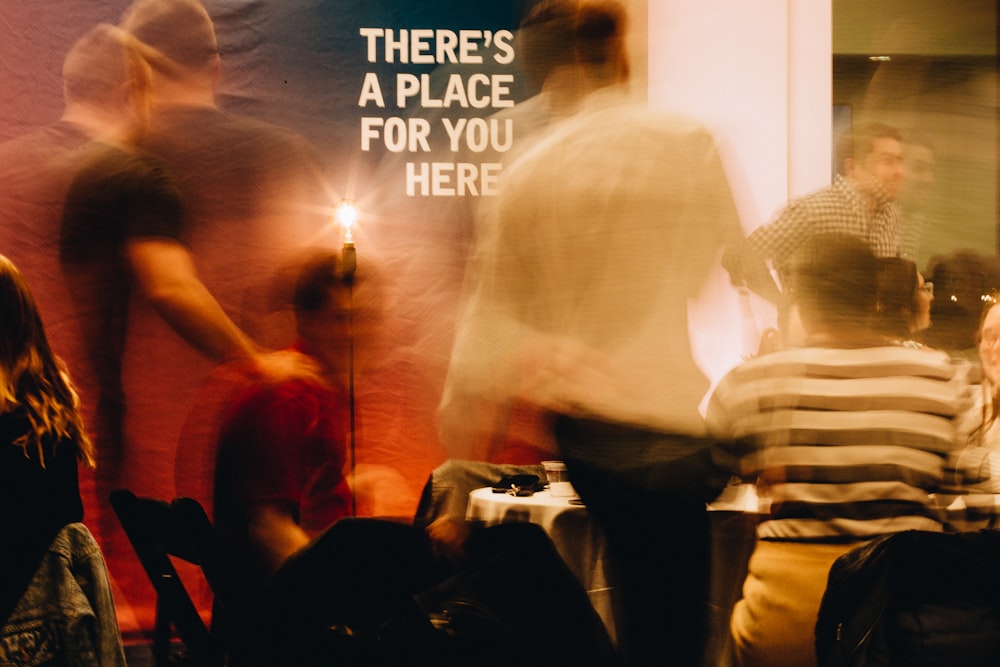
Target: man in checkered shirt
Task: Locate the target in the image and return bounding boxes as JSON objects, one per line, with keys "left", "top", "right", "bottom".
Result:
{"left": 725, "top": 121, "right": 905, "bottom": 302}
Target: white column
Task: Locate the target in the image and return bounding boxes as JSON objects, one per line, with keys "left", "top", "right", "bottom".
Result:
{"left": 788, "top": 0, "right": 833, "bottom": 199}
{"left": 645, "top": 0, "right": 831, "bottom": 229}
{"left": 639, "top": 0, "right": 832, "bottom": 388}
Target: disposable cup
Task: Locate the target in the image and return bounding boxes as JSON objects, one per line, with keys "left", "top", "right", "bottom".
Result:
{"left": 541, "top": 460, "right": 575, "bottom": 497}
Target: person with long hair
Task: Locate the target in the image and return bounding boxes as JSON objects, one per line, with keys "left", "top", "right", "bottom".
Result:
{"left": 0, "top": 254, "right": 93, "bottom": 622}
{"left": 874, "top": 256, "right": 933, "bottom": 346}
{"left": 969, "top": 297, "right": 1000, "bottom": 450}
{"left": 938, "top": 294, "right": 1000, "bottom": 534}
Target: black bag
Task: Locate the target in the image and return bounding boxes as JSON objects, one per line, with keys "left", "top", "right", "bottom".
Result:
{"left": 491, "top": 473, "right": 545, "bottom": 496}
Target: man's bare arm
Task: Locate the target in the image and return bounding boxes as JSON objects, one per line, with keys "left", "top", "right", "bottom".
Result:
{"left": 125, "top": 238, "right": 257, "bottom": 363}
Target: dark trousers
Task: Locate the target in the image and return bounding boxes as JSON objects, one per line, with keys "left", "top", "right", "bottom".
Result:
{"left": 555, "top": 416, "right": 727, "bottom": 667}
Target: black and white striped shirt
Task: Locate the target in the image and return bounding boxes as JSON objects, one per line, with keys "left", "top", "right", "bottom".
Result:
{"left": 707, "top": 345, "right": 974, "bottom": 542}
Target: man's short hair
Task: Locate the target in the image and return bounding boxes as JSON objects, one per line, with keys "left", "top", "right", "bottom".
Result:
{"left": 62, "top": 24, "right": 148, "bottom": 106}
{"left": 120, "top": 0, "right": 218, "bottom": 73}
{"left": 833, "top": 121, "right": 903, "bottom": 176}
{"left": 787, "top": 234, "right": 879, "bottom": 332}
{"left": 518, "top": 0, "right": 627, "bottom": 89}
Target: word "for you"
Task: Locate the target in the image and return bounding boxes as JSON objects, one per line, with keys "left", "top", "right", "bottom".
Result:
{"left": 361, "top": 117, "right": 512, "bottom": 153}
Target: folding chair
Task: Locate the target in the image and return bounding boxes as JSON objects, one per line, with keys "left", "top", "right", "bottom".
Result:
{"left": 109, "top": 490, "right": 242, "bottom": 667}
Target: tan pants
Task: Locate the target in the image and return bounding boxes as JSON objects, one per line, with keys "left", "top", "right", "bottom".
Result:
{"left": 730, "top": 540, "right": 858, "bottom": 667}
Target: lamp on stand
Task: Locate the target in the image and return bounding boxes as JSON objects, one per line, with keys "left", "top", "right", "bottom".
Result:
{"left": 335, "top": 200, "right": 359, "bottom": 516}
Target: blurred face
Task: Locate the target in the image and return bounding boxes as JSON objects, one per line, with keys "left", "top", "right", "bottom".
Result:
{"left": 300, "top": 280, "right": 385, "bottom": 375}
{"left": 852, "top": 137, "right": 904, "bottom": 200}
{"left": 900, "top": 144, "right": 936, "bottom": 211}
{"left": 304, "top": 288, "right": 353, "bottom": 365}
{"left": 979, "top": 304, "right": 1000, "bottom": 385}
{"left": 912, "top": 271, "right": 933, "bottom": 333}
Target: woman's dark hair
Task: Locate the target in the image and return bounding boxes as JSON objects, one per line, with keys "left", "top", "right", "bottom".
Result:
{"left": 874, "top": 256, "right": 920, "bottom": 340}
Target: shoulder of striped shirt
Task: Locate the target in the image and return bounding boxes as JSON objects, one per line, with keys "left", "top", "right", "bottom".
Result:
{"left": 729, "top": 345, "right": 959, "bottom": 380}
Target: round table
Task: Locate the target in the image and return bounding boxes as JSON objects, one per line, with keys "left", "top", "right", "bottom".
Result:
{"left": 466, "top": 487, "right": 615, "bottom": 639}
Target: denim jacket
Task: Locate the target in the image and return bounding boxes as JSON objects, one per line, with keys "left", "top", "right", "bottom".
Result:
{"left": 0, "top": 523, "right": 125, "bottom": 666}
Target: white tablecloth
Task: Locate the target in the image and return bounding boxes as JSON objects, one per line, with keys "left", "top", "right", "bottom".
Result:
{"left": 466, "top": 487, "right": 615, "bottom": 639}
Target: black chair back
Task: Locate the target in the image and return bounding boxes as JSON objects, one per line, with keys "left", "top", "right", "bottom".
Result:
{"left": 110, "top": 489, "right": 239, "bottom": 667}
{"left": 816, "top": 529, "right": 1000, "bottom": 667}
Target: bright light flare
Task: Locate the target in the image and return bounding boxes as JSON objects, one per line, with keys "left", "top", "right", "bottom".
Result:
{"left": 335, "top": 200, "right": 360, "bottom": 242}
